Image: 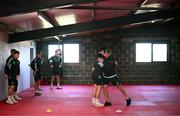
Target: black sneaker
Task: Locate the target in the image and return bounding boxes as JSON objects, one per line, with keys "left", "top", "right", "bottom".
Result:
{"left": 104, "top": 101, "right": 112, "bottom": 106}
{"left": 126, "top": 98, "right": 131, "bottom": 106}
{"left": 35, "top": 93, "right": 42, "bottom": 96}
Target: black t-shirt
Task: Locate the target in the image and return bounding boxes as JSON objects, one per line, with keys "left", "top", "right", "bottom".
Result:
{"left": 92, "top": 62, "right": 103, "bottom": 78}
{"left": 9, "top": 58, "right": 20, "bottom": 76}
{"left": 30, "top": 57, "right": 42, "bottom": 72}
{"left": 103, "top": 55, "right": 116, "bottom": 77}
{"left": 49, "top": 55, "right": 62, "bottom": 68}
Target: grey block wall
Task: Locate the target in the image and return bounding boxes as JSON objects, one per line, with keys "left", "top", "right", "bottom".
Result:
{"left": 40, "top": 23, "right": 180, "bottom": 84}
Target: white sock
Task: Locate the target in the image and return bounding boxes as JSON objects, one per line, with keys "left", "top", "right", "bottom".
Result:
{"left": 35, "top": 90, "right": 39, "bottom": 93}
{"left": 51, "top": 83, "right": 53, "bottom": 87}
{"left": 8, "top": 96, "right": 11, "bottom": 100}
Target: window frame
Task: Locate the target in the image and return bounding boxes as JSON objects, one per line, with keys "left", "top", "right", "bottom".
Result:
{"left": 48, "top": 43, "right": 80, "bottom": 63}
{"left": 135, "top": 40, "right": 170, "bottom": 63}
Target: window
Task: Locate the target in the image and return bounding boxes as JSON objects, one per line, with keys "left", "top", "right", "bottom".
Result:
{"left": 136, "top": 43, "right": 168, "bottom": 62}
{"left": 64, "top": 44, "right": 79, "bottom": 63}
{"left": 48, "top": 44, "right": 79, "bottom": 63}
{"left": 136, "top": 43, "right": 152, "bottom": 62}
{"left": 153, "top": 44, "right": 167, "bottom": 62}
{"left": 48, "top": 45, "right": 62, "bottom": 59}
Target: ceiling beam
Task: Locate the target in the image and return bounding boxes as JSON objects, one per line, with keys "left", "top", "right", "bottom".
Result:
{"left": 129, "top": 0, "right": 147, "bottom": 15}
{"left": 0, "top": 22, "right": 23, "bottom": 33}
{"left": 38, "top": 11, "right": 59, "bottom": 27}
{"left": 0, "top": 0, "right": 98, "bottom": 17}
{"left": 9, "top": 10, "right": 180, "bottom": 43}
{"left": 61, "top": 6, "right": 180, "bottom": 11}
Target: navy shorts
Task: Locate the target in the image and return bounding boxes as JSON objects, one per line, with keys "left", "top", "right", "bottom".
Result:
{"left": 103, "top": 75, "right": 121, "bottom": 86}
{"left": 92, "top": 75, "right": 103, "bottom": 85}
{"left": 8, "top": 76, "right": 18, "bottom": 86}
{"left": 51, "top": 68, "right": 63, "bottom": 77}
{"left": 33, "top": 71, "right": 41, "bottom": 81}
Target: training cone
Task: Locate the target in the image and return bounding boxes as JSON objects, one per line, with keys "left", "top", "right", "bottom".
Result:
{"left": 116, "top": 109, "right": 122, "bottom": 113}
{"left": 46, "top": 108, "right": 52, "bottom": 112}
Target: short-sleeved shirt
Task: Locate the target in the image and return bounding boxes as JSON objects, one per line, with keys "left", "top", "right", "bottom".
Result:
{"left": 102, "top": 55, "right": 120, "bottom": 85}
{"left": 92, "top": 62, "right": 103, "bottom": 85}
{"left": 8, "top": 58, "right": 20, "bottom": 85}
{"left": 49, "top": 55, "right": 62, "bottom": 68}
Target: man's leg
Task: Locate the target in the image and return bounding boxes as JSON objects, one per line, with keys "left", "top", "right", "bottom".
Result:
{"left": 50, "top": 75, "right": 55, "bottom": 89}
{"left": 92, "top": 84, "right": 97, "bottom": 105}
{"left": 7, "top": 85, "right": 16, "bottom": 104}
{"left": 94, "top": 85, "right": 103, "bottom": 107}
{"left": 14, "top": 84, "right": 22, "bottom": 100}
{"left": 103, "top": 85, "right": 112, "bottom": 106}
{"left": 34, "top": 80, "right": 41, "bottom": 96}
{"left": 117, "top": 84, "right": 131, "bottom": 106}
{"left": 56, "top": 75, "right": 61, "bottom": 89}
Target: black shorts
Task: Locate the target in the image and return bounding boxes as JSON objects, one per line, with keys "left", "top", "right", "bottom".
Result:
{"left": 8, "top": 76, "right": 18, "bottom": 86}
{"left": 51, "top": 68, "right": 63, "bottom": 76}
{"left": 92, "top": 75, "right": 103, "bottom": 85}
{"left": 33, "top": 71, "right": 41, "bottom": 81}
{"left": 103, "top": 75, "right": 121, "bottom": 86}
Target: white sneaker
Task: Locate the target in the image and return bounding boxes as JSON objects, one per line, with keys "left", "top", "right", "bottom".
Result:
{"left": 91, "top": 98, "right": 96, "bottom": 105}
{"left": 11, "top": 97, "right": 18, "bottom": 103}
{"left": 57, "top": 86, "right": 62, "bottom": 89}
{"left": 94, "top": 99, "right": 104, "bottom": 107}
{"left": 14, "top": 95, "right": 22, "bottom": 101}
{"left": 6, "top": 98, "right": 14, "bottom": 104}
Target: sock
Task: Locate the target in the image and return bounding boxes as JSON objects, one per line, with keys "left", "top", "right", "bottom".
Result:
{"left": 8, "top": 96, "right": 11, "bottom": 100}
{"left": 10, "top": 95, "right": 14, "bottom": 99}
{"left": 35, "top": 90, "right": 39, "bottom": 93}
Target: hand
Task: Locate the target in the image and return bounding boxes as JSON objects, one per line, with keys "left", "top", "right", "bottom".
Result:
{"left": 115, "top": 61, "right": 118, "bottom": 66}
{"left": 16, "top": 75, "right": 20, "bottom": 80}
{"left": 4, "top": 74, "right": 8, "bottom": 79}
{"left": 92, "top": 67, "right": 95, "bottom": 72}
{"left": 50, "top": 65, "right": 53, "bottom": 68}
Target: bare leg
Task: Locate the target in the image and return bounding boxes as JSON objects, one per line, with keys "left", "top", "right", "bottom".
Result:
{"left": 56, "top": 75, "right": 60, "bottom": 87}
{"left": 60, "top": 77, "right": 63, "bottom": 86}
{"left": 6, "top": 85, "right": 17, "bottom": 104}
{"left": 94, "top": 85, "right": 104, "bottom": 107}
{"left": 95, "top": 85, "right": 102, "bottom": 99}
{"left": 117, "top": 84, "right": 129, "bottom": 99}
{"left": 103, "top": 85, "right": 110, "bottom": 102}
{"left": 92, "top": 84, "right": 97, "bottom": 98}
{"left": 34, "top": 80, "right": 41, "bottom": 96}
{"left": 8, "top": 85, "right": 14, "bottom": 97}
{"left": 34, "top": 81, "right": 38, "bottom": 92}
{"left": 50, "top": 75, "right": 55, "bottom": 89}
{"left": 117, "top": 84, "right": 131, "bottom": 106}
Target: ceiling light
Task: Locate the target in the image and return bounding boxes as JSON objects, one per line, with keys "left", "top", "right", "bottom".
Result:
{"left": 135, "top": 3, "right": 162, "bottom": 14}
{"left": 54, "top": 36, "right": 59, "bottom": 40}
{"left": 55, "top": 14, "right": 76, "bottom": 26}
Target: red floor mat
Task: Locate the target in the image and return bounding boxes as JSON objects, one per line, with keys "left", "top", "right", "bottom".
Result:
{"left": 0, "top": 85, "right": 180, "bottom": 116}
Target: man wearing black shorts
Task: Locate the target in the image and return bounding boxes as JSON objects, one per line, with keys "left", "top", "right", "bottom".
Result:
{"left": 6, "top": 50, "right": 21, "bottom": 104}
{"left": 91, "top": 54, "right": 104, "bottom": 107}
{"left": 30, "top": 51, "right": 43, "bottom": 96}
{"left": 101, "top": 48, "right": 131, "bottom": 106}
{"left": 49, "top": 49, "right": 63, "bottom": 89}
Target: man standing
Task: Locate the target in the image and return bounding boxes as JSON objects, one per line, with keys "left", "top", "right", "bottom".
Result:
{"left": 6, "top": 50, "right": 21, "bottom": 104}
{"left": 30, "top": 51, "right": 43, "bottom": 96}
{"left": 100, "top": 48, "right": 131, "bottom": 106}
{"left": 49, "top": 49, "right": 63, "bottom": 89}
